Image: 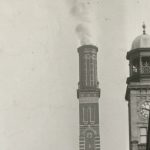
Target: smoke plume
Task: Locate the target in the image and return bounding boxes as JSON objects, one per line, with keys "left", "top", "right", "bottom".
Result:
{"left": 69, "top": 0, "right": 100, "bottom": 45}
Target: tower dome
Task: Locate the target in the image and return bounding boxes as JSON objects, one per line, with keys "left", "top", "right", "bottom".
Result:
{"left": 131, "top": 24, "right": 150, "bottom": 49}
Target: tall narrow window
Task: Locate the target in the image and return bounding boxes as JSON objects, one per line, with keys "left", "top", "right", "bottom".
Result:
{"left": 83, "top": 107, "right": 88, "bottom": 123}
{"left": 140, "top": 127, "right": 147, "bottom": 144}
{"left": 91, "top": 55, "right": 95, "bottom": 86}
{"left": 87, "top": 55, "right": 90, "bottom": 87}
{"left": 85, "top": 55, "right": 88, "bottom": 86}
{"left": 90, "top": 106, "right": 95, "bottom": 122}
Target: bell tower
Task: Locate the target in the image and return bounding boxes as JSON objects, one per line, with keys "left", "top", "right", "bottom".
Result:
{"left": 126, "top": 24, "right": 150, "bottom": 150}
{"left": 77, "top": 45, "right": 100, "bottom": 150}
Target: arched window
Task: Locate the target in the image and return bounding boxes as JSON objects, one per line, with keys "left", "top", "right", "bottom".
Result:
{"left": 141, "top": 57, "right": 150, "bottom": 74}
{"left": 131, "top": 58, "right": 139, "bottom": 74}
{"left": 85, "top": 131, "right": 95, "bottom": 150}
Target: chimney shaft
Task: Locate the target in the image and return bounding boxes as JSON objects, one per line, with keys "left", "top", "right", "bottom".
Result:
{"left": 78, "top": 45, "right": 99, "bottom": 90}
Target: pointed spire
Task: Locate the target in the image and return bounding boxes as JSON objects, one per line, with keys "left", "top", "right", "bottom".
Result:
{"left": 143, "top": 22, "right": 146, "bottom": 34}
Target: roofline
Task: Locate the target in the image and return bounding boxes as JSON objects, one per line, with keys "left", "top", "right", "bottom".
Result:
{"left": 78, "top": 45, "right": 98, "bottom": 53}
{"left": 126, "top": 48, "right": 150, "bottom": 60}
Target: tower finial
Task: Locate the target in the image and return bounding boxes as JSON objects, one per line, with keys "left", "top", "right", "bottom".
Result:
{"left": 143, "top": 22, "right": 146, "bottom": 34}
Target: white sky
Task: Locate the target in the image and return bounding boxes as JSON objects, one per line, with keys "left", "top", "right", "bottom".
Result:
{"left": 0, "top": 0, "right": 150, "bottom": 150}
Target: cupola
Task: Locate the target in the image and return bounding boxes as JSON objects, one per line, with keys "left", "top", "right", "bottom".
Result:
{"left": 132, "top": 24, "right": 150, "bottom": 49}
{"left": 126, "top": 24, "right": 150, "bottom": 84}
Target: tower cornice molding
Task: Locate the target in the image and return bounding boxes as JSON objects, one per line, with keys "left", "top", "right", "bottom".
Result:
{"left": 79, "top": 97, "right": 99, "bottom": 103}
{"left": 127, "top": 48, "right": 150, "bottom": 60}
{"left": 77, "top": 89, "right": 100, "bottom": 98}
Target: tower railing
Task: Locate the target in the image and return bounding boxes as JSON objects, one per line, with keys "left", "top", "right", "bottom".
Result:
{"left": 141, "top": 66, "right": 150, "bottom": 74}
{"left": 131, "top": 66, "right": 150, "bottom": 75}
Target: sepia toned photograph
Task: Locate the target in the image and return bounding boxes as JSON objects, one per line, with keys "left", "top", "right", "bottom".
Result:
{"left": 1, "top": 0, "right": 150, "bottom": 150}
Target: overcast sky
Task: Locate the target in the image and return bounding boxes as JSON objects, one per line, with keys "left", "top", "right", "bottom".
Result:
{"left": 0, "top": 0, "right": 150, "bottom": 150}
